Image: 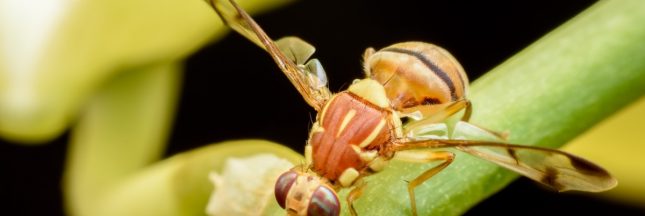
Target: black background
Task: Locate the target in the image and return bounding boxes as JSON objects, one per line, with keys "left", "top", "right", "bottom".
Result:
{"left": 2, "top": 0, "right": 644, "bottom": 215}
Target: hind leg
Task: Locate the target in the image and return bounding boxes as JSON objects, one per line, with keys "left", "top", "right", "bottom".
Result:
{"left": 404, "top": 99, "right": 507, "bottom": 140}
{"left": 392, "top": 150, "right": 455, "bottom": 216}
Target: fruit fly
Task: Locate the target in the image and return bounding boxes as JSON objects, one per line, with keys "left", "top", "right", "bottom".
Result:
{"left": 207, "top": 0, "right": 617, "bottom": 215}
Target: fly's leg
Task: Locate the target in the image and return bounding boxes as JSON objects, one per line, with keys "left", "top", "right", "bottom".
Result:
{"left": 460, "top": 101, "right": 508, "bottom": 140}
{"left": 404, "top": 99, "right": 507, "bottom": 140}
{"left": 347, "top": 180, "right": 367, "bottom": 216}
{"left": 392, "top": 150, "right": 455, "bottom": 216}
{"left": 404, "top": 99, "right": 469, "bottom": 131}
{"left": 461, "top": 100, "right": 472, "bottom": 122}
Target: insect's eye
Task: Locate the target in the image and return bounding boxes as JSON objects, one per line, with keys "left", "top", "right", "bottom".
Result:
{"left": 307, "top": 185, "right": 340, "bottom": 216}
{"left": 274, "top": 171, "right": 298, "bottom": 209}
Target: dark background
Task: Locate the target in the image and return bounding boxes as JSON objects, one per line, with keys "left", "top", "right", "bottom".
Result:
{"left": 2, "top": 0, "right": 644, "bottom": 215}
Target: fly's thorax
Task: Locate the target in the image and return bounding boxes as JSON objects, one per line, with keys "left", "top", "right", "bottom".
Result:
{"left": 346, "top": 79, "right": 390, "bottom": 108}
{"left": 345, "top": 79, "right": 403, "bottom": 147}
{"left": 307, "top": 80, "right": 403, "bottom": 182}
{"left": 363, "top": 42, "right": 469, "bottom": 116}
{"left": 274, "top": 168, "right": 340, "bottom": 216}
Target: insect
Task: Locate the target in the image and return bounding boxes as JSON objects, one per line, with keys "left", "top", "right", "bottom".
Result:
{"left": 208, "top": 0, "right": 617, "bottom": 215}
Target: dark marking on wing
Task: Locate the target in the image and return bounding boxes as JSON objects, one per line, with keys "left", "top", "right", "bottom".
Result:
{"left": 569, "top": 155, "right": 611, "bottom": 177}
{"left": 541, "top": 167, "right": 564, "bottom": 191}
{"left": 382, "top": 47, "right": 457, "bottom": 101}
{"left": 507, "top": 148, "right": 519, "bottom": 165}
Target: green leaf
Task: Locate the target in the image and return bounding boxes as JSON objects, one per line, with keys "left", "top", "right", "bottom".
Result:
{"left": 97, "top": 140, "right": 303, "bottom": 216}
{"left": 0, "top": 0, "right": 292, "bottom": 143}
{"left": 339, "top": 1, "right": 645, "bottom": 215}
{"left": 63, "top": 62, "right": 303, "bottom": 216}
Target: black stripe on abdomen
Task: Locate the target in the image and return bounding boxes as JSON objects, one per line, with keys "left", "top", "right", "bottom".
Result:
{"left": 382, "top": 47, "right": 457, "bottom": 100}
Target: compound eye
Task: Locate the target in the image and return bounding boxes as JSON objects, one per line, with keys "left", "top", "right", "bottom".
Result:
{"left": 307, "top": 185, "right": 340, "bottom": 216}
{"left": 274, "top": 171, "right": 298, "bottom": 209}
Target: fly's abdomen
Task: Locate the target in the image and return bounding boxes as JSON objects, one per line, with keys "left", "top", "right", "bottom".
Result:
{"left": 364, "top": 42, "right": 469, "bottom": 115}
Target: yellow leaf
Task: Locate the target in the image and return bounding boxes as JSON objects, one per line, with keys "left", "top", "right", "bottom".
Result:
{"left": 565, "top": 97, "right": 645, "bottom": 206}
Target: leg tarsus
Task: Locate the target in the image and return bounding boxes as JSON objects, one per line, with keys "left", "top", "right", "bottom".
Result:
{"left": 392, "top": 147, "right": 455, "bottom": 216}
{"left": 404, "top": 151, "right": 454, "bottom": 216}
{"left": 347, "top": 180, "right": 367, "bottom": 216}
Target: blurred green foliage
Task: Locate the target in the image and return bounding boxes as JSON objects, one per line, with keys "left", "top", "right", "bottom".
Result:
{"left": 0, "top": 0, "right": 643, "bottom": 216}
{"left": 0, "top": 0, "right": 290, "bottom": 143}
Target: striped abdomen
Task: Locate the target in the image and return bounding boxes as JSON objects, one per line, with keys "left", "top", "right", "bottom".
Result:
{"left": 364, "top": 42, "right": 469, "bottom": 115}
{"left": 309, "top": 92, "right": 392, "bottom": 181}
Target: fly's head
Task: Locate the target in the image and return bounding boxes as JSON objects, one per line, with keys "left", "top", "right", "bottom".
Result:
{"left": 275, "top": 168, "right": 340, "bottom": 216}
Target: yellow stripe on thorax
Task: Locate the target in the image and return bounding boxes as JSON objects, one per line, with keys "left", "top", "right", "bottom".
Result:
{"left": 358, "top": 119, "right": 386, "bottom": 148}
{"left": 336, "top": 109, "right": 357, "bottom": 138}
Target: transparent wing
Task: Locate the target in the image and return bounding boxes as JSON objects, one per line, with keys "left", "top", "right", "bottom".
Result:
{"left": 209, "top": 0, "right": 331, "bottom": 110}
{"left": 393, "top": 138, "right": 617, "bottom": 192}
{"left": 277, "top": 37, "right": 328, "bottom": 89}
{"left": 455, "top": 142, "right": 616, "bottom": 192}
{"left": 276, "top": 37, "right": 315, "bottom": 65}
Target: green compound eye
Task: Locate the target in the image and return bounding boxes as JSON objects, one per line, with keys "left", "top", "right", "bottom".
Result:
{"left": 307, "top": 185, "right": 340, "bottom": 216}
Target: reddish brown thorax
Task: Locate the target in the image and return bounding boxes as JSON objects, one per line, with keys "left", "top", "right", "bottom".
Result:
{"left": 309, "top": 91, "right": 393, "bottom": 181}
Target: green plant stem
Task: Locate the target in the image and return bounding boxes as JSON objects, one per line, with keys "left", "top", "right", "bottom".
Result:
{"left": 344, "top": 1, "right": 645, "bottom": 215}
